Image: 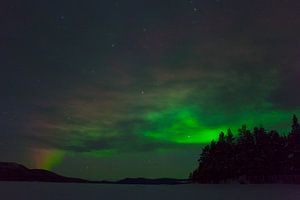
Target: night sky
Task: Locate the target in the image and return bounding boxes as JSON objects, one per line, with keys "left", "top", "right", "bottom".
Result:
{"left": 1, "top": 0, "right": 300, "bottom": 180}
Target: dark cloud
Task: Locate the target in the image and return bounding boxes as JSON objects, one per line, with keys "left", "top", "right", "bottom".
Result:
{"left": 26, "top": 124, "right": 182, "bottom": 153}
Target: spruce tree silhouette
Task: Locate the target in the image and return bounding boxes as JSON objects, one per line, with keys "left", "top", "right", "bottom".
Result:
{"left": 190, "top": 115, "right": 300, "bottom": 183}
{"left": 287, "top": 115, "right": 300, "bottom": 174}
{"left": 292, "top": 115, "right": 300, "bottom": 135}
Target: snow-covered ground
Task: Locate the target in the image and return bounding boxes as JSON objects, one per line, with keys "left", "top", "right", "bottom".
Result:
{"left": 1, "top": 182, "right": 300, "bottom": 200}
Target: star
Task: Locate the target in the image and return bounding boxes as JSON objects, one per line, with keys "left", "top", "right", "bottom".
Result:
{"left": 57, "top": 15, "right": 65, "bottom": 21}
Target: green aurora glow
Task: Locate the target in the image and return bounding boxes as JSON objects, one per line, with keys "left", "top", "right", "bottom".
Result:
{"left": 1, "top": 0, "right": 300, "bottom": 180}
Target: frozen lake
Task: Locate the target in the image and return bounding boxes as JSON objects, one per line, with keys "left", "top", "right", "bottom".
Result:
{"left": 1, "top": 182, "right": 300, "bottom": 200}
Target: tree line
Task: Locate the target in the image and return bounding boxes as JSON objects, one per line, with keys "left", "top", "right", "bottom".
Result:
{"left": 190, "top": 115, "right": 300, "bottom": 183}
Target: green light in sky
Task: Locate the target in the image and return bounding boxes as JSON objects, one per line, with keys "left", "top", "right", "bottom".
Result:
{"left": 142, "top": 105, "right": 294, "bottom": 144}
{"left": 143, "top": 106, "right": 224, "bottom": 143}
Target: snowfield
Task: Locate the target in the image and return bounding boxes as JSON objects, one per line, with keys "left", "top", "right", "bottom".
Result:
{"left": 1, "top": 182, "right": 300, "bottom": 200}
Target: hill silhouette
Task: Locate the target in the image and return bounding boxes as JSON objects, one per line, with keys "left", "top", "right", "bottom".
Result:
{"left": 0, "top": 162, "right": 91, "bottom": 183}
{"left": 0, "top": 162, "right": 187, "bottom": 184}
{"left": 113, "top": 178, "right": 188, "bottom": 185}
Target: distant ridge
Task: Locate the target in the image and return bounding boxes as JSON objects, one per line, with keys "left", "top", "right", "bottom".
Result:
{"left": 0, "top": 162, "right": 188, "bottom": 185}
{"left": 0, "top": 162, "right": 91, "bottom": 183}
{"left": 106, "top": 178, "right": 189, "bottom": 185}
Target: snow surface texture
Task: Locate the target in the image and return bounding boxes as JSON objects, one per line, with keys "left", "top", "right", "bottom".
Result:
{"left": 0, "top": 182, "right": 300, "bottom": 200}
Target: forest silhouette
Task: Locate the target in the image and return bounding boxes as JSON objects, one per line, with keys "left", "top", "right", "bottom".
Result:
{"left": 190, "top": 115, "right": 300, "bottom": 183}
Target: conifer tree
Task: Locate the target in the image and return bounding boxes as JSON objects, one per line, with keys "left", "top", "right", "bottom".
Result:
{"left": 190, "top": 115, "right": 300, "bottom": 183}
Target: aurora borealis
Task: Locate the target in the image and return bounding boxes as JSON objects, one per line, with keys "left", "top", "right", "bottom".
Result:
{"left": 1, "top": 0, "right": 300, "bottom": 180}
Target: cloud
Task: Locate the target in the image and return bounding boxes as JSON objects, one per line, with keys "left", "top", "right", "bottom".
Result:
{"left": 2, "top": 0, "right": 298, "bottom": 158}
